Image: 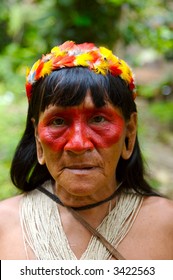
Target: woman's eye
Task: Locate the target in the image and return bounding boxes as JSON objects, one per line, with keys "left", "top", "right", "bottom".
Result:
{"left": 90, "top": 115, "right": 106, "bottom": 124}
{"left": 51, "top": 118, "right": 65, "bottom": 126}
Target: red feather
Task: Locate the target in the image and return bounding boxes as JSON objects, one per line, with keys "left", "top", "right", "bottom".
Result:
{"left": 59, "top": 41, "right": 75, "bottom": 51}
{"left": 35, "top": 61, "right": 44, "bottom": 80}
{"left": 52, "top": 55, "right": 75, "bottom": 68}
{"left": 109, "top": 65, "right": 122, "bottom": 76}
{"left": 26, "top": 83, "right": 32, "bottom": 101}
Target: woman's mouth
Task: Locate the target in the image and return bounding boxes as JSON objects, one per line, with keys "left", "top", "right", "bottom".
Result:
{"left": 64, "top": 164, "right": 97, "bottom": 174}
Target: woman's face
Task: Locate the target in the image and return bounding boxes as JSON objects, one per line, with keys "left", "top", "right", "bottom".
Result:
{"left": 35, "top": 92, "right": 136, "bottom": 205}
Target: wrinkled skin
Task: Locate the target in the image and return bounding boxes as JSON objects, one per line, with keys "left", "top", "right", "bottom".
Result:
{"left": 35, "top": 92, "right": 137, "bottom": 207}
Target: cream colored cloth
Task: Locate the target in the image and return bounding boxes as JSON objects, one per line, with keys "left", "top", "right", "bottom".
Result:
{"left": 20, "top": 181, "right": 143, "bottom": 260}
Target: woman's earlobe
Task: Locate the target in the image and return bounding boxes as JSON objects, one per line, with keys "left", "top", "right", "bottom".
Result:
{"left": 33, "top": 123, "right": 45, "bottom": 165}
{"left": 121, "top": 113, "right": 137, "bottom": 160}
{"left": 35, "top": 135, "right": 45, "bottom": 165}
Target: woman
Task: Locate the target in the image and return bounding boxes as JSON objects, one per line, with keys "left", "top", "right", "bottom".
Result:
{"left": 0, "top": 41, "right": 173, "bottom": 259}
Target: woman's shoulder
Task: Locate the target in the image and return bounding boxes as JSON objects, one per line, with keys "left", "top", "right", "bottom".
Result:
{"left": 143, "top": 195, "right": 173, "bottom": 212}
{"left": 0, "top": 194, "right": 23, "bottom": 209}
{"left": 0, "top": 195, "right": 23, "bottom": 227}
{"left": 121, "top": 195, "right": 173, "bottom": 259}
{"left": 142, "top": 195, "right": 173, "bottom": 231}
{"left": 0, "top": 194, "right": 27, "bottom": 260}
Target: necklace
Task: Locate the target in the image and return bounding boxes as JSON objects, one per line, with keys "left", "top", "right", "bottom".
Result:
{"left": 37, "top": 182, "right": 122, "bottom": 211}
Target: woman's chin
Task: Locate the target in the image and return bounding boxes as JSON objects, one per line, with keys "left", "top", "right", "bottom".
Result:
{"left": 57, "top": 168, "right": 101, "bottom": 193}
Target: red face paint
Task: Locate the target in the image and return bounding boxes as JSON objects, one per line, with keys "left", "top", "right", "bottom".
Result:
{"left": 38, "top": 105, "right": 125, "bottom": 152}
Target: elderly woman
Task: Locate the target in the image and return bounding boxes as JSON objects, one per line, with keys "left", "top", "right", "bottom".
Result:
{"left": 0, "top": 41, "right": 173, "bottom": 260}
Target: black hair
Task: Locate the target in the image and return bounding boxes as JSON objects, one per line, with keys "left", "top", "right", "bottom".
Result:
{"left": 10, "top": 67, "right": 158, "bottom": 196}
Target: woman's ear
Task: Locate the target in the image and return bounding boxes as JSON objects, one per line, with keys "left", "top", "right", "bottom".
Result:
{"left": 121, "top": 112, "right": 137, "bottom": 160}
{"left": 31, "top": 118, "right": 45, "bottom": 165}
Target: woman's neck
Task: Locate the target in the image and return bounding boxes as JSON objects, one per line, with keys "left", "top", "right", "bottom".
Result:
{"left": 53, "top": 181, "right": 121, "bottom": 211}
{"left": 58, "top": 197, "right": 116, "bottom": 229}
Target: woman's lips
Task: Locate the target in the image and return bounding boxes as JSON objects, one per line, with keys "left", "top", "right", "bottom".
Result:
{"left": 64, "top": 164, "right": 97, "bottom": 174}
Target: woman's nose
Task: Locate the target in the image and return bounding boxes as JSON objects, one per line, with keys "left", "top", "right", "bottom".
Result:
{"left": 64, "top": 122, "right": 94, "bottom": 153}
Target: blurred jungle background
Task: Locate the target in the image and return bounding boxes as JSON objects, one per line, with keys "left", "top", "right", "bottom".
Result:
{"left": 0, "top": 0, "right": 173, "bottom": 200}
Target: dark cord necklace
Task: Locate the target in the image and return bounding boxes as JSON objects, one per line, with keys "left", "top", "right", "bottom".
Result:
{"left": 37, "top": 182, "right": 122, "bottom": 211}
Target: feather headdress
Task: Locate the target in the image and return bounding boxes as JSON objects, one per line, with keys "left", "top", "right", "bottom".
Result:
{"left": 26, "top": 41, "right": 136, "bottom": 101}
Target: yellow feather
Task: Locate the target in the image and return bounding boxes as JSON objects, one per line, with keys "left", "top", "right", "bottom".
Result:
{"left": 119, "top": 59, "right": 132, "bottom": 83}
{"left": 99, "top": 47, "right": 119, "bottom": 63}
{"left": 26, "top": 67, "right": 30, "bottom": 77}
{"left": 93, "top": 60, "right": 108, "bottom": 75}
{"left": 51, "top": 46, "right": 65, "bottom": 57}
{"left": 75, "top": 53, "right": 93, "bottom": 67}
{"left": 99, "top": 47, "right": 112, "bottom": 59}
{"left": 40, "top": 60, "right": 53, "bottom": 77}
{"left": 32, "top": 60, "right": 41, "bottom": 72}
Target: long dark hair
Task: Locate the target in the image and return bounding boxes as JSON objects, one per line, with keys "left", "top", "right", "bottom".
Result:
{"left": 11, "top": 67, "right": 158, "bottom": 195}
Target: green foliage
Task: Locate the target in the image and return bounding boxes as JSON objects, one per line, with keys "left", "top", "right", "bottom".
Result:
{"left": 51, "top": 0, "right": 122, "bottom": 47}
{"left": 0, "top": 98, "right": 26, "bottom": 200}
{"left": 149, "top": 101, "right": 173, "bottom": 125}
{"left": 0, "top": 0, "right": 172, "bottom": 99}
